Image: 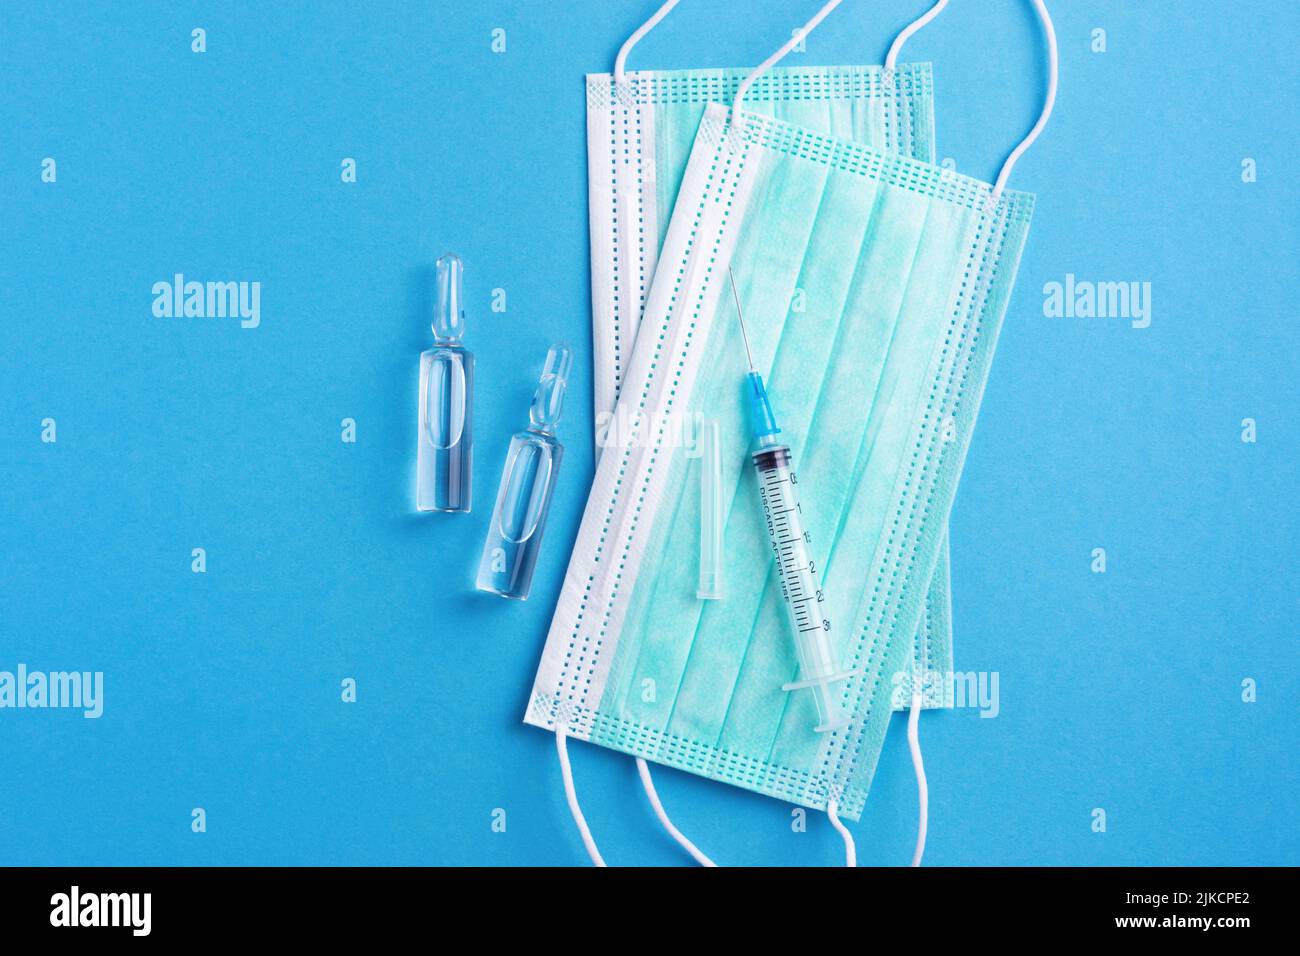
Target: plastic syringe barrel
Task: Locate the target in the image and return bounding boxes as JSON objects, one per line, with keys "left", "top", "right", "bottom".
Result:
{"left": 753, "top": 445, "right": 852, "bottom": 733}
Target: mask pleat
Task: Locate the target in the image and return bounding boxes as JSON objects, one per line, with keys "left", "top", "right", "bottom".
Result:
{"left": 819, "top": 201, "right": 975, "bottom": 636}
{"left": 589, "top": 132, "right": 767, "bottom": 737}
{"left": 853, "top": 71, "right": 948, "bottom": 712}
{"left": 727, "top": 183, "right": 938, "bottom": 766}
{"left": 663, "top": 156, "right": 843, "bottom": 746}
{"left": 607, "top": 148, "right": 832, "bottom": 745}
{"left": 702, "top": 167, "right": 889, "bottom": 758}
{"left": 796, "top": 202, "right": 983, "bottom": 793}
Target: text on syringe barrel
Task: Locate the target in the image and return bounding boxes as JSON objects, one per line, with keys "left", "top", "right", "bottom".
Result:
{"left": 752, "top": 446, "right": 838, "bottom": 678}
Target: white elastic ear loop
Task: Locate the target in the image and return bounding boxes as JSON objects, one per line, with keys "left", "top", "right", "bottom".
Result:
{"left": 635, "top": 759, "right": 718, "bottom": 866}
{"left": 990, "top": 0, "right": 1058, "bottom": 205}
{"left": 731, "top": 0, "right": 844, "bottom": 123}
{"left": 826, "top": 800, "right": 857, "bottom": 867}
{"left": 613, "top": 0, "right": 683, "bottom": 84}
{"left": 908, "top": 690, "right": 929, "bottom": 866}
{"left": 555, "top": 728, "right": 607, "bottom": 867}
{"left": 884, "top": 0, "right": 950, "bottom": 72}
{"left": 826, "top": 692, "right": 928, "bottom": 869}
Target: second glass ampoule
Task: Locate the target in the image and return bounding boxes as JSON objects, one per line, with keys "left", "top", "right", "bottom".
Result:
{"left": 476, "top": 345, "right": 571, "bottom": 600}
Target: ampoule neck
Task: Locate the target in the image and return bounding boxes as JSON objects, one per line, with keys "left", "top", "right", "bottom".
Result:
{"left": 528, "top": 344, "right": 572, "bottom": 439}
{"left": 432, "top": 253, "right": 466, "bottom": 345}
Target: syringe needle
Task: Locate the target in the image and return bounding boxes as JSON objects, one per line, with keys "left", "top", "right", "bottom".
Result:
{"left": 727, "top": 267, "right": 757, "bottom": 373}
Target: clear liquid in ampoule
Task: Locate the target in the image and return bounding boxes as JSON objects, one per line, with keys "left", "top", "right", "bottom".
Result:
{"left": 417, "top": 253, "right": 473, "bottom": 513}
{"left": 477, "top": 344, "right": 571, "bottom": 600}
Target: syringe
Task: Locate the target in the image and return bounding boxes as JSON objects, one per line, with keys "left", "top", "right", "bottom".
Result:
{"left": 728, "top": 269, "right": 854, "bottom": 733}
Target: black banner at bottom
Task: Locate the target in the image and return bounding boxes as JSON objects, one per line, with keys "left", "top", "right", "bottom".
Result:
{"left": 0, "top": 866, "right": 1285, "bottom": 942}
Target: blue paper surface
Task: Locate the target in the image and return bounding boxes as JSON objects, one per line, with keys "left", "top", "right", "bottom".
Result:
{"left": 0, "top": 0, "right": 1295, "bottom": 866}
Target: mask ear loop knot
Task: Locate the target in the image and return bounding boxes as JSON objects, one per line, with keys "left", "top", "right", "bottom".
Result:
{"left": 885, "top": 0, "right": 950, "bottom": 72}
{"left": 613, "top": 0, "right": 682, "bottom": 85}
{"left": 826, "top": 797, "right": 857, "bottom": 867}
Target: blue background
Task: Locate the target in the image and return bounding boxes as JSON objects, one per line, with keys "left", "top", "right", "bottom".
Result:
{"left": 1, "top": 0, "right": 1295, "bottom": 866}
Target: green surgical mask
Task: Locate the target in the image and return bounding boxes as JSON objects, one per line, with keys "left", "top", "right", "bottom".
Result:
{"left": 535, "top": 0, "right": 1057, "bottom": 829}
{"left": 585, "top": 7, "right": 952, "bottom": 719}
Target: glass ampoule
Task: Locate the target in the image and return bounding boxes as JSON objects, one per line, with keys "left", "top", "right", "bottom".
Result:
{"left": 476, "top": 344, "right": 571, "bottom": 600}
{"left": 416, "top": 253, "right": 473, "bottom": 512}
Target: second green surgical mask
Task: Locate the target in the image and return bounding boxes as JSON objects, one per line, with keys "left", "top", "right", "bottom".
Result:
{"left": 586, "top": 47, "right": 952, "bottom": 716}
